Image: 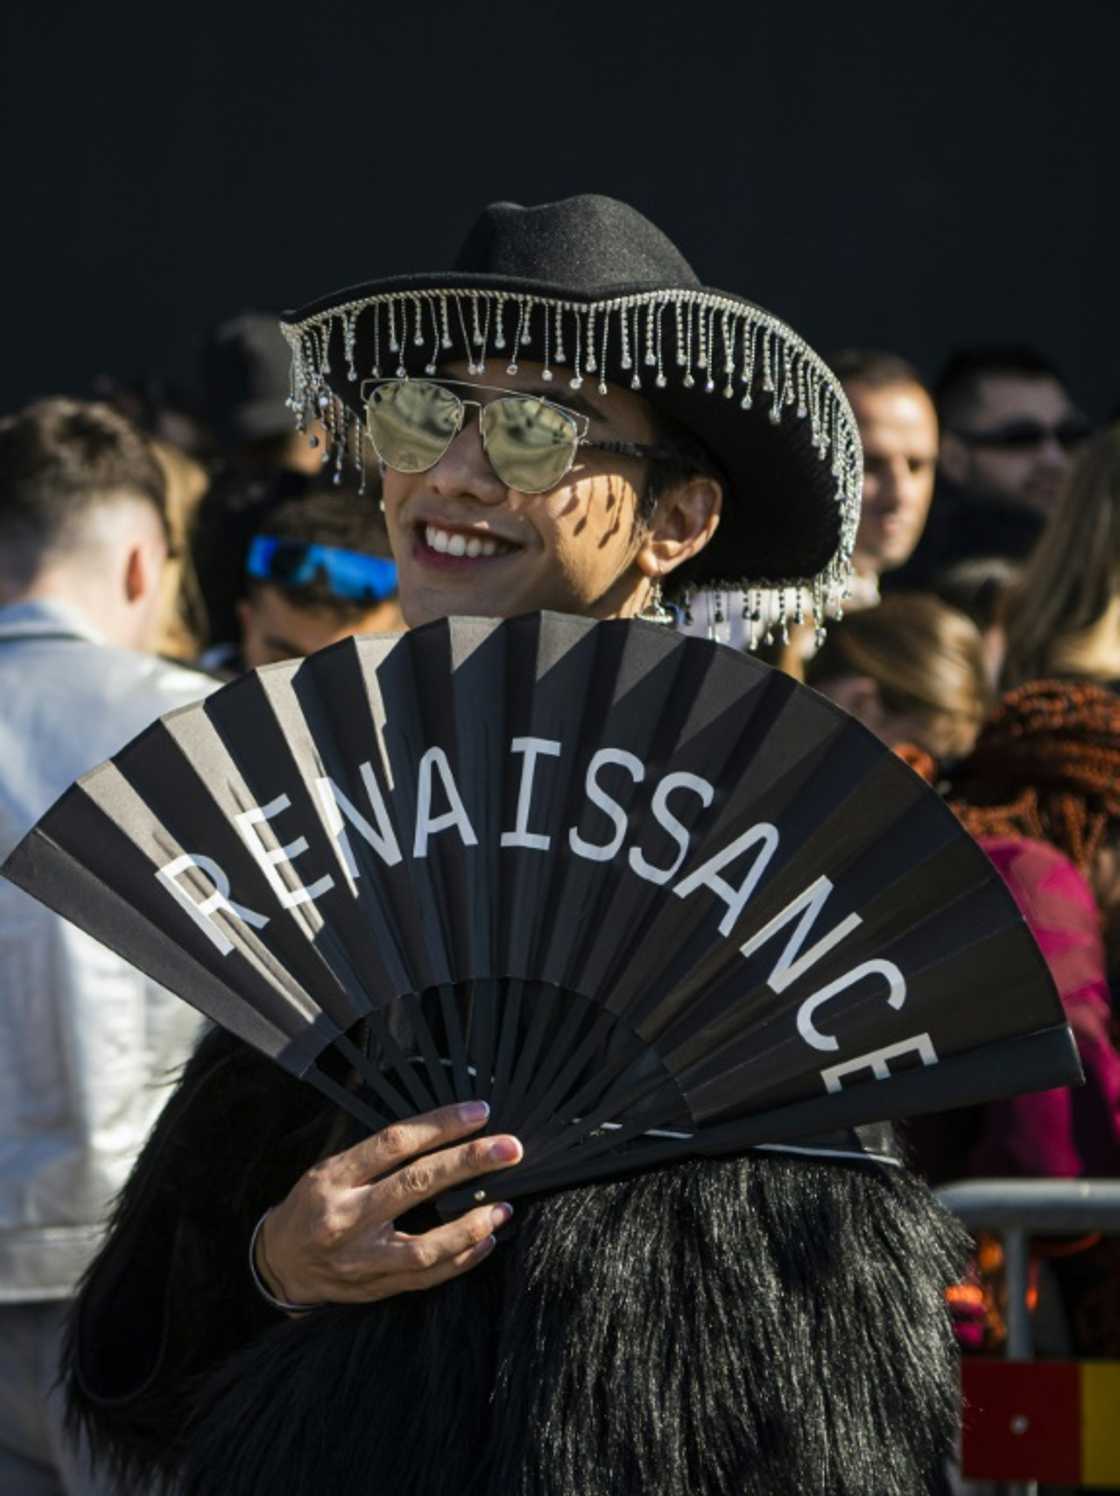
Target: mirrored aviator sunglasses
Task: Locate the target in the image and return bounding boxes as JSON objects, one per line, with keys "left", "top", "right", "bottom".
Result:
{"left": 362, "top": 378, "right": 680, "bottom": 495}
{"left": 363, "top": 378, "right": 586, "bottom": 494}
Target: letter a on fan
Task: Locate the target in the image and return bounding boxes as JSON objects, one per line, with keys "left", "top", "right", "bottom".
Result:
{"left": 3, "top": 613, "right": 1081, "bottom": 1206}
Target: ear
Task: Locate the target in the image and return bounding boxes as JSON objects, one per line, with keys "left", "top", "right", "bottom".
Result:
{"left": 938, "top": 430, "right": 970, "bottom": 485}
{"left": 123, "top": 543, "right": 149, "bottom": 604}
{"left": 634, "top": 475, "right": 723, "bottom": 580}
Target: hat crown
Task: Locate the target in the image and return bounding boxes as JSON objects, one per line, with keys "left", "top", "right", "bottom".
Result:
{"left": 452, "top": 194, "right": 702, "bottom": 293}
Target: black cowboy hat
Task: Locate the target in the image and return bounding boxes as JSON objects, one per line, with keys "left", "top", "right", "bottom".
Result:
{"left": 280, "top": 195, "right": 861, "bottom": 609}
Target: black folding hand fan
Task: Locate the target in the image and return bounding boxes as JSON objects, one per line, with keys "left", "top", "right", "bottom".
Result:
{"left": 3, "top": 613, "right": 1079, "bottom": 1210}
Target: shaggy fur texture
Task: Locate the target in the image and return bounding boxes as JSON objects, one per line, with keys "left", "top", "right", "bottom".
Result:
{"left": 183, "top": 1158, "right": 965, "bottom": 1496}
{"left": 66, "top": 1028, "right": 967, "bottom": 1495}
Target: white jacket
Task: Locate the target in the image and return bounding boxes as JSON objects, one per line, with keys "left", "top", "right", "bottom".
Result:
{"left": 0, "top": 600, "right": 217, "bottom": 1300}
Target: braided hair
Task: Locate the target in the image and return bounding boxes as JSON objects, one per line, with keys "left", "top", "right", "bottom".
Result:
{"left": 949, "top": 679, "right": 1120, "bottom": 871}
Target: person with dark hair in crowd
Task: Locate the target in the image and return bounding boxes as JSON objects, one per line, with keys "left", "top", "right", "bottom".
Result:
{"left": 227, "top": 487, "right": 403, "bottom": 672}
{"left": 0, "top": 399, "right": 216, "bottom": 1493}
{"left": 895, "top": 345, "right": 1091, "bottom": 588}
{"left": 200, "top": 312, "right": 328, "bottom": 475}
{"left": 931, "top": 556, "right": 1019, "bottom": 686}
{"left": 1001, "top": 423, "right": 1120, "bottom": 690}
{"left": 829, "top": 349, "right": 940, "bottom": 608}
{"left": 60, "top": 197, "right": 974, "bottom": 1496}
{"left": 804, "top": 593, "right": 992, "bottom": 767}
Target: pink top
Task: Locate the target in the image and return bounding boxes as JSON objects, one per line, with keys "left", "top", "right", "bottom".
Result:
{"left": 969, "top": 836, "right": 1120, "bottom": 1179}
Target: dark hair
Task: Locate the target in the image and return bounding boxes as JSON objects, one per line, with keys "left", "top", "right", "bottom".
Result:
{"left": 641, "top": 406, "right": 725, "bottom": 527}
{"left": 0, "top": 398, "right": 169, "bottom": 588}
{"left": 184, "top": 1154, "right": 965, "bottom": 1496}
{"left": 828, "top": 348, "right": 928, "bottom": 393}
{"left": 935, "top": 345, "right": 1066, "bottom": 429}
{"left": 933, "top": 556, "right": 1019, "bottom": 631}
{"left": 247, "top": 485, "right": 393, "bottom": 621}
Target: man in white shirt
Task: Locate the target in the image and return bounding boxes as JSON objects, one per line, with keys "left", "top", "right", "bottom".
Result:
{"left": 0, "top": 398, "right": 216, "bottom": 1494}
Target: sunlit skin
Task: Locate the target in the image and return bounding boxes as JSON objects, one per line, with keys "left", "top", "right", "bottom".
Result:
{"left": 846, "top": 381, "right": 938, "bottom": 578}
{"left": 939, "top": 374, "right": 1081, "bottom": 514}
{"left": 237, "top": 584, "right": 404, "bottom": 667}
{"left": 280, "top": 421, "right": 331, "bottom": 476}
{"left": 381, "top": 360, "right": 722, "bottom": 627}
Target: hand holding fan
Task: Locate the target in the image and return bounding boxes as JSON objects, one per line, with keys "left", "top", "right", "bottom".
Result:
{"left": 3, "top": 613, "right": 1080, "bottom": 1210}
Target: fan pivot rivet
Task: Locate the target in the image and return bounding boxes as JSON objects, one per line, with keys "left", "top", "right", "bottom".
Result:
{"left": 473, "top": 1190, "right": 487, "bottom": 1203}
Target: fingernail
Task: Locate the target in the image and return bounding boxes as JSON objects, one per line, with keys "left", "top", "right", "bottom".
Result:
{"left": 490, "top": 1203, "right": 513, "bottom": 1228}
{"left": 489, "top": 1137, "right": 521, "bottom": 1163}
{"left": 459, "top": 1100, "right": 490, "bottom": 1125}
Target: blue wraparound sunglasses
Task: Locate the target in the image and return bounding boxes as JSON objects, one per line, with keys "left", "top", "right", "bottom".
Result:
{"left": 247, "top": 536, "right": 398, "bottom": 603}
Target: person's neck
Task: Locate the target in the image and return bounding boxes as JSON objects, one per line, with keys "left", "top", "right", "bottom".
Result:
{"left": 1050, "top": 598, "right": 1120, "bottom": 682}
{"left": 846, "top": 566, "right": 882, "bottom": 612}
{"left": 0, "top": 573, "right": 128, "bottom": 648}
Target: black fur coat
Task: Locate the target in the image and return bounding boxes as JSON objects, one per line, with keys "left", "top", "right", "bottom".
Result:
{"left": 65, "top": 1026, "right": 966, "bottom": 1496}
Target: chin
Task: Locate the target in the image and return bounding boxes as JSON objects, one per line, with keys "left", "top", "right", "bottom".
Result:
{"left": 400, "top": 585, "right": 509, "bottom": 627}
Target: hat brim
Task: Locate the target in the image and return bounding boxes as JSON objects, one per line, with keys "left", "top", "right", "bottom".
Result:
{"left": 281, "top": 272, "right": 860, "bottom": 601}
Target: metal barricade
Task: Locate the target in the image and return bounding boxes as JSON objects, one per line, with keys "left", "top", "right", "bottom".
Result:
{"left": 936, "top": 1180, "right": 1120, "bottom": 1496}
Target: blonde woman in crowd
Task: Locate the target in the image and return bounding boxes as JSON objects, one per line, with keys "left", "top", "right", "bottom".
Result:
{"left": 803, "top": 592, "right": 992, "bottom": 767}
{"left": 149, "top": 438, "right": 211, "bottom": 661}
{"left": 1001, "top": 423, "right": 1120, "bottom": 689}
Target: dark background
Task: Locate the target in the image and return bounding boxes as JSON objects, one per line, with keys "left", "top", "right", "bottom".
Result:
{"left": 2, "top": 0, "right": 1115, "bottom": 418}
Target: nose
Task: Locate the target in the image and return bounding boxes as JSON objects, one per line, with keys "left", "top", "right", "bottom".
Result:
{"left": 1037, "top": 435, "right": 1070, "bottom": 469}
{"left": 426, "top": 415, "right": 508, "bottom": 505}
{"left": 873, "top": 458, "right": 906, "bottom": 510}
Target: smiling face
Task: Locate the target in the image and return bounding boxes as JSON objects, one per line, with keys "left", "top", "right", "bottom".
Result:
{"left": 379, "top": 362, "right": 720, "bottom": 627}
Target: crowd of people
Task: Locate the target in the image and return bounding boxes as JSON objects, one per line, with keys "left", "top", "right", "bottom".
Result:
{"left": 0, "top": 192, "right": 1118, "bottom": 1495}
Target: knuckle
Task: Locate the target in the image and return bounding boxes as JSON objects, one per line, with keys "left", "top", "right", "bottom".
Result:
{"left": 464, "top": 1140, "right": 493, "bottom": 1172}
{"left": 309, "top": 1202, "right": 350, "bottom": 1249}
{"left": 402, "top": 1239, "right": 437, "bottom": 1273}
{"left": 333, "top": 1253, "right": 369, "bottom": 1285}
{"left": 301, "top": 1161, "right": 334, "bottom": 1195}
{"left": 468, "top": 1213, "right": 493, "bottom": 1244}
{"left": 378, "top": 1124, "right": 409, "bottom": 1159}
{"left": 399, "top": 1163, "right": 434, "bottom": 1198}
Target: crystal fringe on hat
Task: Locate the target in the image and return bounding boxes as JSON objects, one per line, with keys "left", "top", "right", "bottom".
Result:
{"left": 281, "top": 285, "right": 862, "bottom": 637}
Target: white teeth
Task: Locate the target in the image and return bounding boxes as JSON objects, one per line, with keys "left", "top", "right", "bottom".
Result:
{"left": 424, "top": 523, "right": 508, "bottom": 558}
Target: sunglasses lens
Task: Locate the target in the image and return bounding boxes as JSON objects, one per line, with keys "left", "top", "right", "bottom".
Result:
{"left": 366, "top": 381, "right": 462, "bottom": 473}
{"left": 1058, "top": 422, "right": 1092, "bottom": 450}
{"left": 482, "top": 396, "right": 579, "bottom": 493}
